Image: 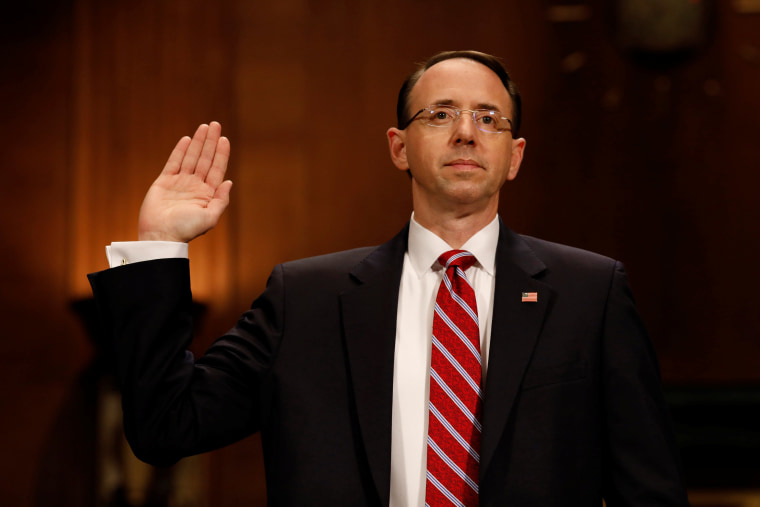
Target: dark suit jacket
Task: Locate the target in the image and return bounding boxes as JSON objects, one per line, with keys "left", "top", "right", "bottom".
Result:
{"left": 88, "top": 221, "right": 689, "bottom": 506}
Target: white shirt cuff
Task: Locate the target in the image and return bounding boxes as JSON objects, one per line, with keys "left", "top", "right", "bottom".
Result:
{"left": 106, "top": 241, "right": 189, "bottom": 268}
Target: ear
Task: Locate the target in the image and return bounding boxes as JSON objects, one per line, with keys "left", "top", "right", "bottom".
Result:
{"left": 387, "top": 127, "right": 409, "bottom": 171}
{"left": 506, "top": 137, "right": 526, "bottom": 181}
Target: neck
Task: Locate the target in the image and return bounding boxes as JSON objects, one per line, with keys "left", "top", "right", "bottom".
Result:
{"left": 413, "top": 202, "right": 498, "bottom": 249}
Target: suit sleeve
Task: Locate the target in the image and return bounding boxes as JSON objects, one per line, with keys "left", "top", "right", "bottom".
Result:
{"left": 88, "top": 258, "right": 284, "bottom": 466}
{"left": 601, "top": 261, "right": 690, "bottom": 506}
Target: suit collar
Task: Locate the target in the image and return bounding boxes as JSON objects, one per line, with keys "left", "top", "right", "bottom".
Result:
{"left": 493, "top": 217, "right": 546, "bottom": 277}
{"left": 348, "top": 223, "right": 409, "bottom": 285}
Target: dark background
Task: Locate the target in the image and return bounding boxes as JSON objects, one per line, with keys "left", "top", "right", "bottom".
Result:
{"left": 1, "top": 0, "right": 759, "bottom": 504}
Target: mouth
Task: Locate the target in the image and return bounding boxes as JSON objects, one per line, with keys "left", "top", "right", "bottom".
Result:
{"left": 445, "top": 159, "right": 483, "bottom": 170}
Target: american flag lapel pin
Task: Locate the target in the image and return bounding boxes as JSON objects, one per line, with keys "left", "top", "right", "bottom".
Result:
{"left": 521, "top": 291, "right": 538, "bottom": 303}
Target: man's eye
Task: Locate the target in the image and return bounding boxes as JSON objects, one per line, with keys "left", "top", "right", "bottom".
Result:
{"left": 426, "top": 108, "right": 454, "bottom": 123}
{"left": 480, "top": 116, "right": 494, "bottom": 125}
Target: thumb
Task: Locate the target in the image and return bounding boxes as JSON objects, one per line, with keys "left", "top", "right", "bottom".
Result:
{"left": 206, "top": 180, "right": 233, "bottom": 222}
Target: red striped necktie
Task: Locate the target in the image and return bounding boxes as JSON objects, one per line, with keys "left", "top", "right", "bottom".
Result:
{"left": 426, "top": 250, "right": 482, "bottom": 507}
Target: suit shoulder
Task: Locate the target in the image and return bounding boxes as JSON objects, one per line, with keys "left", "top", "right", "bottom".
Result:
{"left": 277, "top": 246, "right": 377, "bottom": 278}
{"left": 518, "top": 234, "right": 619, "bottom": 274}
{"left": 514, "top": 234, "right": 629, "bottom": 304}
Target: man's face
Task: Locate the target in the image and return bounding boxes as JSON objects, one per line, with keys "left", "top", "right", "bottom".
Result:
{"left": 387, "top": 58, "right": 525, "bottom": 215}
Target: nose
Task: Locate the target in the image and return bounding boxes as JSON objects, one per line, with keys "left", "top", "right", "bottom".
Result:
{"left": 451, "top": 111, "right": 477, "bottom": 145}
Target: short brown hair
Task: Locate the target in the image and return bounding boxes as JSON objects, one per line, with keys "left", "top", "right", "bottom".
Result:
{"left": 396, "top": 50, "right": 522, "bottom": 137}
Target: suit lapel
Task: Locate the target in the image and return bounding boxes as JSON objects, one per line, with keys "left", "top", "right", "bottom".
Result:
{"left": 340, "top": 224, "right": 408, "bottom": 506}
{"left": 480, "top": 221, "right": 555, "bottom": 479}
{"left": 339, "top": 221, "right": 554, "bottom": 496}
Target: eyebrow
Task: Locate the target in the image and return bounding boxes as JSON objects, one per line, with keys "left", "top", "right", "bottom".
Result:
{"left": 432, "top": 98, "right": 504, "bottom": 112}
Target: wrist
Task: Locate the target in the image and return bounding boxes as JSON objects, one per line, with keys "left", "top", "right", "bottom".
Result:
{"left": 138, "top": 230, "right": 181, "bottom": 242}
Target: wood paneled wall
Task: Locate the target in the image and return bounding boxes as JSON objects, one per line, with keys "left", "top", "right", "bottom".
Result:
{"left": 1, "top": 0, "right": 759, "bottom": 503}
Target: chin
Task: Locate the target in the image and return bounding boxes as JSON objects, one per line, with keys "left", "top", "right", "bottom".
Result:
{"left": 443, "top": 180, "right": 491, "bottom": 199}
{"left": 445, "top": 190, "right": 491, "bottom": 207}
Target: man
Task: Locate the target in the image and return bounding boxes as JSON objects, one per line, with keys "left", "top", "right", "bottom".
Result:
{"left": 89, "top": 51, "right": 690, "bottom": 505}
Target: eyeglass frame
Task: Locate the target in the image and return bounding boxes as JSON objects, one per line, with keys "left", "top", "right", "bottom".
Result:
{"left": 400, "top": 104, "right": 513, "bottom": 134}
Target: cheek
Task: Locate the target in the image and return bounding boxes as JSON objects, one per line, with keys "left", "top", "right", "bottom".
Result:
{"left": 406, "top": 146, "right": 435, "bottom": 171}
{"left": 488, "top": 156, "right": 514, "bottom": 185}
{"left": 494, "top": 145, "right": 516, "bottom": 173}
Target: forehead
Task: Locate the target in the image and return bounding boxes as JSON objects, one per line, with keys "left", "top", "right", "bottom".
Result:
{"left": 409, "top": 58, "right": 512, "bottom": 113}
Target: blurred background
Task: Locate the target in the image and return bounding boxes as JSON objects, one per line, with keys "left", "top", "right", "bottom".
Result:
{"left": 1, "top": 0, "right": 759, "bottom": 505}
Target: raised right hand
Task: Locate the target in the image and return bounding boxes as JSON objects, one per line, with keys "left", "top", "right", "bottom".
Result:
{"left": 138, "top": 122, "right": 233, "bottom": 242}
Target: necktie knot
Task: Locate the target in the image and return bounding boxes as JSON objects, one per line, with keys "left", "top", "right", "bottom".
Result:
{"left": 438, "top": 250, "right": 477, "bottom": 272}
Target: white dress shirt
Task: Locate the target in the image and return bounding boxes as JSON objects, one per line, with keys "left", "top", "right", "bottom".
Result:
{"left": 389, "top": 213, "right": 498, "bottom": 507}
{"left": 105, "top": 213, "right": 500, "bottom": 506}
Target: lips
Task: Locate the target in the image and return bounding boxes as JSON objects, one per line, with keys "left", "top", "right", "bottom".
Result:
{"left": 445, "top": 158, "right": 482, "bottom": 169}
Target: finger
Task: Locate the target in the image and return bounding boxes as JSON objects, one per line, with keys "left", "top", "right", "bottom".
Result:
{"left": 179, "top": 123, "right": 209, "bottom": 174}
{"left": 205, "top": 135, "right": 231, "bottom": 187}
{"left": 161, "top": 136, "right": 192, "bottom": 176}
{"left": 195, "top": 121, "right": 222, "bottom": 181}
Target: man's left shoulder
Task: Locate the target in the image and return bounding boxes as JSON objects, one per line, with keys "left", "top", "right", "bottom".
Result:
{"left": 517, "top": 234, "right": 620, "bottom": 276}
{"left": 511, "top": 234, "right": 631, "bottom": 307}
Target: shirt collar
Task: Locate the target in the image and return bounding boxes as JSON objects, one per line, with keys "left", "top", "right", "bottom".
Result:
{"left": 407, "top": 212, "right": 499, "bottom": 278}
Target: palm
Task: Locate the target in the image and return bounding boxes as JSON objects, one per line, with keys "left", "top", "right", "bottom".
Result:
{"left": 138, "top": 122, "right": 232, "bottom": 242}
